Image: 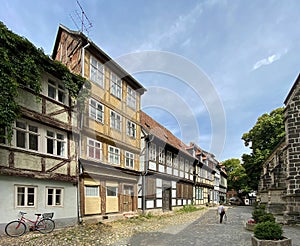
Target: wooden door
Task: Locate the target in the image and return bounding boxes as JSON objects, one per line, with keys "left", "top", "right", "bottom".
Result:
{"left": 123, "top": 185, "right": 133, "bottom": 212}
{"left": 162, "top": 187, "right": 171, "bottom": 211}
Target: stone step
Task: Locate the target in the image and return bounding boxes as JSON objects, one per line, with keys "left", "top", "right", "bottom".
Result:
{"left": 123, "top": 212, "right": 139, "bottom": 219}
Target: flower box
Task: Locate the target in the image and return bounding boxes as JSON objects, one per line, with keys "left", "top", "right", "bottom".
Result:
{"left": 245, "top": 222, "right": 256, "bottom": 231}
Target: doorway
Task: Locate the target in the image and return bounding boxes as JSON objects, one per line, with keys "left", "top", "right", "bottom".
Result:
{"left": 162, "top": 187, "right": 171, "bottom": 211}
{"left": 123, "top": 185, "right": 134, "bottom": 212}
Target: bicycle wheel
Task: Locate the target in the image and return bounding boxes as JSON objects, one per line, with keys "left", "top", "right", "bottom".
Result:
{"left": 37, "top": 218, "right": 55, "bottom": 234}
{"left": 5, "top": 221, "right": 27, "bottom": 237}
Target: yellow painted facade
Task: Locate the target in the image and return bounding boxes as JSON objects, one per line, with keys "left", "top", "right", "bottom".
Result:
{"left": 51, "top": 25, "right": 146, "bottom": 217}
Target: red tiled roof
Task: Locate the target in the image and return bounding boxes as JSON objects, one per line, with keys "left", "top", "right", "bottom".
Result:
{"left": 140, "top": 111, "right": 192, "bottom": 157}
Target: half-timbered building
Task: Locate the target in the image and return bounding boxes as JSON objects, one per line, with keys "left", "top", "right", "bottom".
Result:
{"left": 139, "top": 112, "right": 194, "bottom": 213}
{"left": 0, "top": 71, "right": 79, "bottom": 232}
{"left": 186, "top": 143, "right": 216, "bottom": 205}
{"left": 52, "top": 25, "right": 146, "bottom": 220}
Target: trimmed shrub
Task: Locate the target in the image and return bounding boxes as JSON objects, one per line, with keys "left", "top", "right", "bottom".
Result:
{"left": 257, "top": 213, "right": 275, "bottom": 223}
{"left": 256, "top": 204, "right": 266, "bottom": 210}
{"left": 254, "top": 221, "right": 283, "bottom": 240}
{"left": 252, "top": 208, "right": 267, "bottom": 222}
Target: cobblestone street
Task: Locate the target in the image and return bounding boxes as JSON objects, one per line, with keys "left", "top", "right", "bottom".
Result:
{"left": 117, "top": 206, "right": 254, "bottom": 246}
{"left": 117, "top": 206, "right": 300, "bottom": 246}
{"left": 1, "top": 206, "right": 299, "bottom": 246}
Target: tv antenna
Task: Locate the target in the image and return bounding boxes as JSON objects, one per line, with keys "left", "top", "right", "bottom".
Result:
{"left": 70, "top": 0, "right": 93, "bottom": 35}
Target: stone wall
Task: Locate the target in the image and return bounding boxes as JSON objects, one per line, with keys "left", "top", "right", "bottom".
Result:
{"left": 284, "top": 75, "right": 300, "bottom": 224}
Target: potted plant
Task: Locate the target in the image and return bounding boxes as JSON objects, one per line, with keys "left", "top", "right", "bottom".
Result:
{"left": 251, "top": 221, "right": 292, "bottom": 246}
{"left": 246, "top": 205, "right": 274, "bottom": 231}
{"left": 246, "top": 219, "right": 256, "bottom": 231}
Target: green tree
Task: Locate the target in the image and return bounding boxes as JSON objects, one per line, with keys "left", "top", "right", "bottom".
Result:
{"left": 241, "top": 107, "right": 285, "bottom": 190}
{"left": 222, "top": 158, "right": 249, "bottom": 194}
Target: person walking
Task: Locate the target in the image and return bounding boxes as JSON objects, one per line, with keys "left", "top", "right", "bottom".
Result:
{"left": 217, "top": 202, "right": 226, "bottom": 223}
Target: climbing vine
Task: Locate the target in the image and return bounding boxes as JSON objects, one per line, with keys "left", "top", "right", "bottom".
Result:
{"left": 0, "top": 22, "right": 90, "bottom": 141}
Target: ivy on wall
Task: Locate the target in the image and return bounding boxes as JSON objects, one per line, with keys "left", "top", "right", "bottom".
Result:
{"left": 0, "top": 22, "right": 90, "bottom": 141}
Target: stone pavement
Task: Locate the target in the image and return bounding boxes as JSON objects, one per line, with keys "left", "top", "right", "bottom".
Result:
{"left": 116, "top": 206, "right": 300, "bottom": 246}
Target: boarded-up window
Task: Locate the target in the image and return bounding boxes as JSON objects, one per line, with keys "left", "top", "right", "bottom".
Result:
{"left": 183, "top": 184, "right": 188, "bottom": 199}
{"left": 178, "top": 184, "right": 193, "bottom": 199}
{"left": 176, "top": 183, "right": 183, "bottom": 199}
{"left": 188, "top": 184, "right": 193, "bottom": 199}
{"left": 146, "top": 177, "right": 156, "bottom": 199}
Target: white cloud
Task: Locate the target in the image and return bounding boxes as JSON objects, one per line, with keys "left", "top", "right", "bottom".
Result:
{"left": 181, "top": 38, "right": 191, "bottom": 47}
{"left": 252, "top": 50, "right": 288, "bottom": 70}
{"left": 136, "top": 3, "right": 203, "bottom": 50}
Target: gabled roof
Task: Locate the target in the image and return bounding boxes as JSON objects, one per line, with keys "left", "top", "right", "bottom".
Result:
{"left": 140, "top": 111, "right": 193, "bottom": 158}
{"left": 284, "top": 73, "right": 300, "bottom": 105}
{"left": 52, "top": 24, "right": 146, "bottom": 93}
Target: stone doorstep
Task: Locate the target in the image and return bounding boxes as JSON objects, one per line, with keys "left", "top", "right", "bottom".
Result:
{"left": 123, "top": 212, "right": 139, "bottom": 219}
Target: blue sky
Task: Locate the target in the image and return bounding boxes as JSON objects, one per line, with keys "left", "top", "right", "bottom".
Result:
{"left": 1, "top": 0, "right": 300, "bottom": 161}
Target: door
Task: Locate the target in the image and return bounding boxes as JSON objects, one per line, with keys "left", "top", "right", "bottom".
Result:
{"left": 162, "top": 187, "right": 171, "bottom": 211}
{"left": 123, "top": 185, "right": 134, "bottom": 212}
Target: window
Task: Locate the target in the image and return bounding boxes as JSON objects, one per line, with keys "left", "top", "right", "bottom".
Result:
{"left": 89, "top": 98, "right": 104, "bottom": 123}
{"left": 180, "top": 157, "right": 185, "bottom": 171}
{"left": 90, "top": 56, "right": 104, "bottom": 87}
{"left": 110, "top": 72, "right": 122, "bottom": 99}
{"left": 85, "top": 186, "right": 99, "bottom": 197}
{"left": 16, "top": 186, "right": 36, "bottom": 207}
{"left": 190, "top": 161, "right": 194, "bottom": 174}
{"left": 47, "top": 187, "right": 63, "bottom": 206}
{"left": 125, "top": 151, "right": 134, "bottom": 168}
{"left": 208, "top": 171, "right": 212, "bottom": 180}
{"left": 15, "top": 121, "right": 39, "bottom": 151}
{"left": 106, "top": 186, "right": 118, "bottom": 197}
{"left": 87, "top": 138, "right": 102, "bottom": 160}
{"left": 173, "top": 155, "right": 179, "bottom": 169}
{"left": 185, "top": 160, "right": 189, "bottom": 173}
{"left": 196, "top": 187, "right": 203, "bottom": 200}
{"left": 108, "top": 146, "right": 120, "bottom": 165}
{"left": 149, "top": 143, "right": 156, "bottom": 161}
{"left": 159, "top": 147, "right": 165, "bottom": 164}
{"left": 110, "top": 110, "right": 121, "bottom": 131}
{"left": 166, "top": 151, "right": 172, "bottom": 166}
{"left": 127, "top": 120, "right": 136, "bottom": 138}
{"left": 199, "top": 168, "right": 204, "bottom": 178}
{"left": 46, "top": 130, "right": 65, "bottom": 156}
{"left": 48, "top": 80, "right": 66, "bottom": 104}
{"left": 127, "top": 86, "right": 136, "bottom": 108}
{"left": 11, "top": 119, "right": 68, "bottom": 157}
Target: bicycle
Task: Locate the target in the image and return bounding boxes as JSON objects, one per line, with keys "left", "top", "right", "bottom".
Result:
{"left": 5, "top": 211, "right": 55, "bottom": 237}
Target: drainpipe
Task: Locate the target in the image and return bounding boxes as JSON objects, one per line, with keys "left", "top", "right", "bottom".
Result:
{"left": 77, "top": 42, "right": 90, "bottom": 224}
{"left": 142, "top": 141, "right": 148, "bottom": 214}
{"left": 142, "top": 134, "right": 151, "bottom": 214}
